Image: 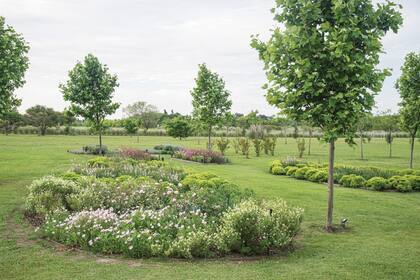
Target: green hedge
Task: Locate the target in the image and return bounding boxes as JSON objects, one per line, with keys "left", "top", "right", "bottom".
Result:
{"left": 269, "top": 158, "right": 420, "bottom": 193}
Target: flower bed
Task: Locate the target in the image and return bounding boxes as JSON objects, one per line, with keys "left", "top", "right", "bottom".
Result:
{"left": 173, "top": 148, "right": 228, "bottom": 164}
{"left": 269, "top": 157, "right": 420, "bottom": 192}
{"left": 26, "top": 158, "right": 303, "bottom": 258}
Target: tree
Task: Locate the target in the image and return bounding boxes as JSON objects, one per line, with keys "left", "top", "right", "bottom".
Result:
{"left": 252, "top": 0, "right": 402, "bottom": 231}
{"left": 123, "top": 101, "right": 160, "bottom": 135}
{"left": 377, "top": 110, "right": 399, "bottom": 158}
{"left": 25, "top": 105, "right": 59, "bottom": 135}
{"left": 0, "top": 109, "right": 22, "bottom": 135}
{"left": 0, "top": 16, "right": 30, "bottom": 118}
{"left": 123, "top": 118, "right": 138, "bottom": 137}
{"left": 60, "top": 54, "right": 119, "bottom": 153}
{"left": 357, "top": 114, "right": 373, "bottom": 160}
{"left": 165, "top": 117, "right": 193, "bottom": 140}
{"left": 396, "top": 52, "right": 420, "bottom": 168}
{"left": 191, "top": 64, "right": 232, "bottom": 149}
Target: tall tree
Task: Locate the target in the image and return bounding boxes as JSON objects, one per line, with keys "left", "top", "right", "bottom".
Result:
{"left": 60, "top": 54, "right": 119, "bottom": 153}
{"left": 252, "top": 0, "right": 402, "bottom": 231}
{"left": 0, "top": 16, "right": 29, "bottom": 118}
{"left": 396, "top": 52, "right": 420, "bottom": 168}
{"left": 191, "top": 64, "right": 232, "bottom": 149}
{"left": 25, "top": 105, "right": 59, "bottom": 135}
{"left": 123, "top": 101, "right": 160, "bottom": 136}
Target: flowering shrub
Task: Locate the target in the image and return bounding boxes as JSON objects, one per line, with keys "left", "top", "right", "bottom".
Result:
{"left": 27, "top": 158, "right": 302, "bottom": 259}
{"left": 173, "top": 148, "right": 228, "bottom": 164}
{"left": 118, "top": 147, "right": 153, "bottom": 161}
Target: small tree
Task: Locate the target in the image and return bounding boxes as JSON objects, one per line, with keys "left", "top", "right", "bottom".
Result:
{"left": 297, "top": 138, "right": 306, "bottom": 158}
{"left": 25, "top": 105, "right": 59, "bottom": 135}
{"left": 165, "top": 117, "right": 193, "bottom": 140}
{"left": 357, "top": 114, "right": 373, "bottom": 160}
{"left": 238, "top": 138, "right": 250, "bottom": 159}
{"left": 252, "top": 0, "right": 402, "bottom": 231}
{"left": 124, "top": 101, "right": 160, "bottom": 138}
{"left": 378, "top": 110, "right": 399, "bottom": 158}
{"left": 0, "top": 16, "right": 29, "bottom": 119}
{"left": 215, "top": 137, "right": 230, "bottom": 155}
{"left": 396, "top": 52, "right": 420, "bottom": 168}
{"left": 60, "top": 54, "right": 119, "bottom": 153}
{"left": 191, "top": 64, "right": 232, "bottom": 149}
{"left": 123, "top": 118, "right": 138, "bottom": 137}
{"left": 0, "top": 109, "right": 22, "bottom": 135}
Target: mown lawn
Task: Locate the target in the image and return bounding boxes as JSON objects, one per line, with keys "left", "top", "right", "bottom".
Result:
{"left": 0, "top": 135, "right": 419, "bottom": 280}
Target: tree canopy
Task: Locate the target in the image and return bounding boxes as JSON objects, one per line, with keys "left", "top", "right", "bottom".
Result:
{"left": 25, "top": 105, "right": 59, "bottom": 135}
{"left": 0, "top": 16, "right": 30, "bottom": 118}
{"left": 396, "top": 52, "right": 420, "bottom": 168}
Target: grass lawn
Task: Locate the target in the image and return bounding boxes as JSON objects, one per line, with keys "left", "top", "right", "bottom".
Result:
{"left": 0, "top": 135, "right": 419, "bottom": 279}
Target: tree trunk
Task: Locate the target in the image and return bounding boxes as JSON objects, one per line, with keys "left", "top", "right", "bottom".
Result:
{"left": 137, "top": 134, "right": 139, "bottom": 143}
{"left": 389, "top": 143, "right": 392, "bottom": 158}
{"left": 99, "top": 126, "right": 103, "bottom": 155}
{"left": 360, "top": 135, "right": 364, "bottom": 160}
{"left": 326, "top": 140, "right": 335, "bottom": 232}
{"left": 410, "top": 136, "right": 415, "bottom": 169}
{"left": 308, "top": 133, "right": 312, "bottom": 155}
{"left": 208, "top": 127, "right": 212, "bottom": 150}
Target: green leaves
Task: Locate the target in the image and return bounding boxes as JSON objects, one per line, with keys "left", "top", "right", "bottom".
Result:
{"left": 59, "top": 54, "right": 119, "bottom": 127}
{"left": 251, "top": 0, "right": 402, "bottom": 142}
{"left": 0, "top": 16, "right": 29, "bottom": 118}
{"left": 191, "top": 64, "right": 232, "bottom": 131}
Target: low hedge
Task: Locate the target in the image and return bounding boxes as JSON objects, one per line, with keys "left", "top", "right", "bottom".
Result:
{"left": 269, "top": 158, "right": 420, "bottom": 193}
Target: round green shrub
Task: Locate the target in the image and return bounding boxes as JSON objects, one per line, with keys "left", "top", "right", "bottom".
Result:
{"left": 303, "top": 168, "right": 318, "bottom": 180}
{"left": 404, "top": 175, "right": 420, "bottom": 190}
{"left": 271, "top": 166, "right": 286, "bottom": 175}
{"left": 388, "top": 176, "right": 413, "bottom": 192}
{"left": 87, "top": 157, "right": 111, "bottom": 168}
{"left": 294, "top": 167, "right": 311, "bottom": 179}
{"left": 216, "top": 199, "right": 303, "bottom": 255}
{"left": 285, "top": 166, "right": 299, "bottom": 176}
{"left": 308, "top": 170, "right": 328, "bottom": 182}
{"left": 26, "top": 176, "right": 79, "bottom": 214}
{"left": 339, "top": 174, "right": 366, "bottom": 188}
{"left": 365, "top": 177, "right": 389, "bottom": 191}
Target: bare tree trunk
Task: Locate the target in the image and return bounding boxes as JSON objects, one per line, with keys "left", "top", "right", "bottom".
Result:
{"left": 360, "top": 135, "right": 364, "bottom": 160}
{"left": 99, "top": 126, "right": 103, "bottom": 155}
{"left": 389, "top": 143, "right": 392, "bottom": 158}
{"left": 208, "top": 127, "right": 212, "bottom": 150}
{"left": 410, "top": 136, "right": 415, "bottom": 169}
{"left": 308, "top": 131, "right": 312, "bottom": 155}
{"left": 326, "top": 140, "right": 335, "bottom": 232}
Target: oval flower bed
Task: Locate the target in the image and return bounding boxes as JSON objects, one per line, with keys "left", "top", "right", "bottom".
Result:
{"left": 173, "top": 148, "right": 228, "bottom": 164}
{"left": 26, "top": 157, "right": 303, "bottom": 259}
{"left": 269, "top": 157, "right": 420, "bottom": 192}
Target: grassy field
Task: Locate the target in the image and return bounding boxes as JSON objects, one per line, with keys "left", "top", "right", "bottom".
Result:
{"left": 0, "top": 135, "right": 419, "bottom": 280}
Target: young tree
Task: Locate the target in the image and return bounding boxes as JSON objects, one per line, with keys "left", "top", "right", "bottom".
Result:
{"left": 252, "top": 0, "right": 402, "bottom": 231}
{"left": 25, "top": 105, "right": 59, "bottom": 135}
{"left": 191, "top": 64, "right": 232, "bottom": 149}
{"left": 165, "top": 117, "right": 193, "bottom": 140}
{"left": 357, "top": 114, "right": 373, "bottom": 160}
{"left": 377, "top": 110, "right": 399, "bottom": 158}
{"left": 396, "top": 52, "right": 420, "bottom": 168}
{"left": 0, "top": 109, "right": 22, "bottom": 135}
{"left": 123, "top": 118, "right": 138, "bottom": 137}
{"left": 123, "top": 101, "right": 160, "bottom": 135}
{"left": 60, "top": 54, "right": 119, "bottom": 153}
{"left": 0, "top": 16, "right": 29, "bottom": 118}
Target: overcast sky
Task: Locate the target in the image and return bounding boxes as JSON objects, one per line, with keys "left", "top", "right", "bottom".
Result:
{"left": 1, "top": 0, "right": 419, "bottom": 118}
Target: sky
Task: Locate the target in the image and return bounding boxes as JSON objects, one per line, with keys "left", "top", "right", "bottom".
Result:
{"left": 1, "top": 0, "right": 419, "bottom": 118}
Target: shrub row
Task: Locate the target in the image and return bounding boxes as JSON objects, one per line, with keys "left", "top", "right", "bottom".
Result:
{"left": 173, "top": 148, "right": 228, "bottom": 164}
{"left": 269, "top": 158, "right": 420, "bottom": 192}
{"left": 26, "top": 158, "right": 303, "bottom": 258}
